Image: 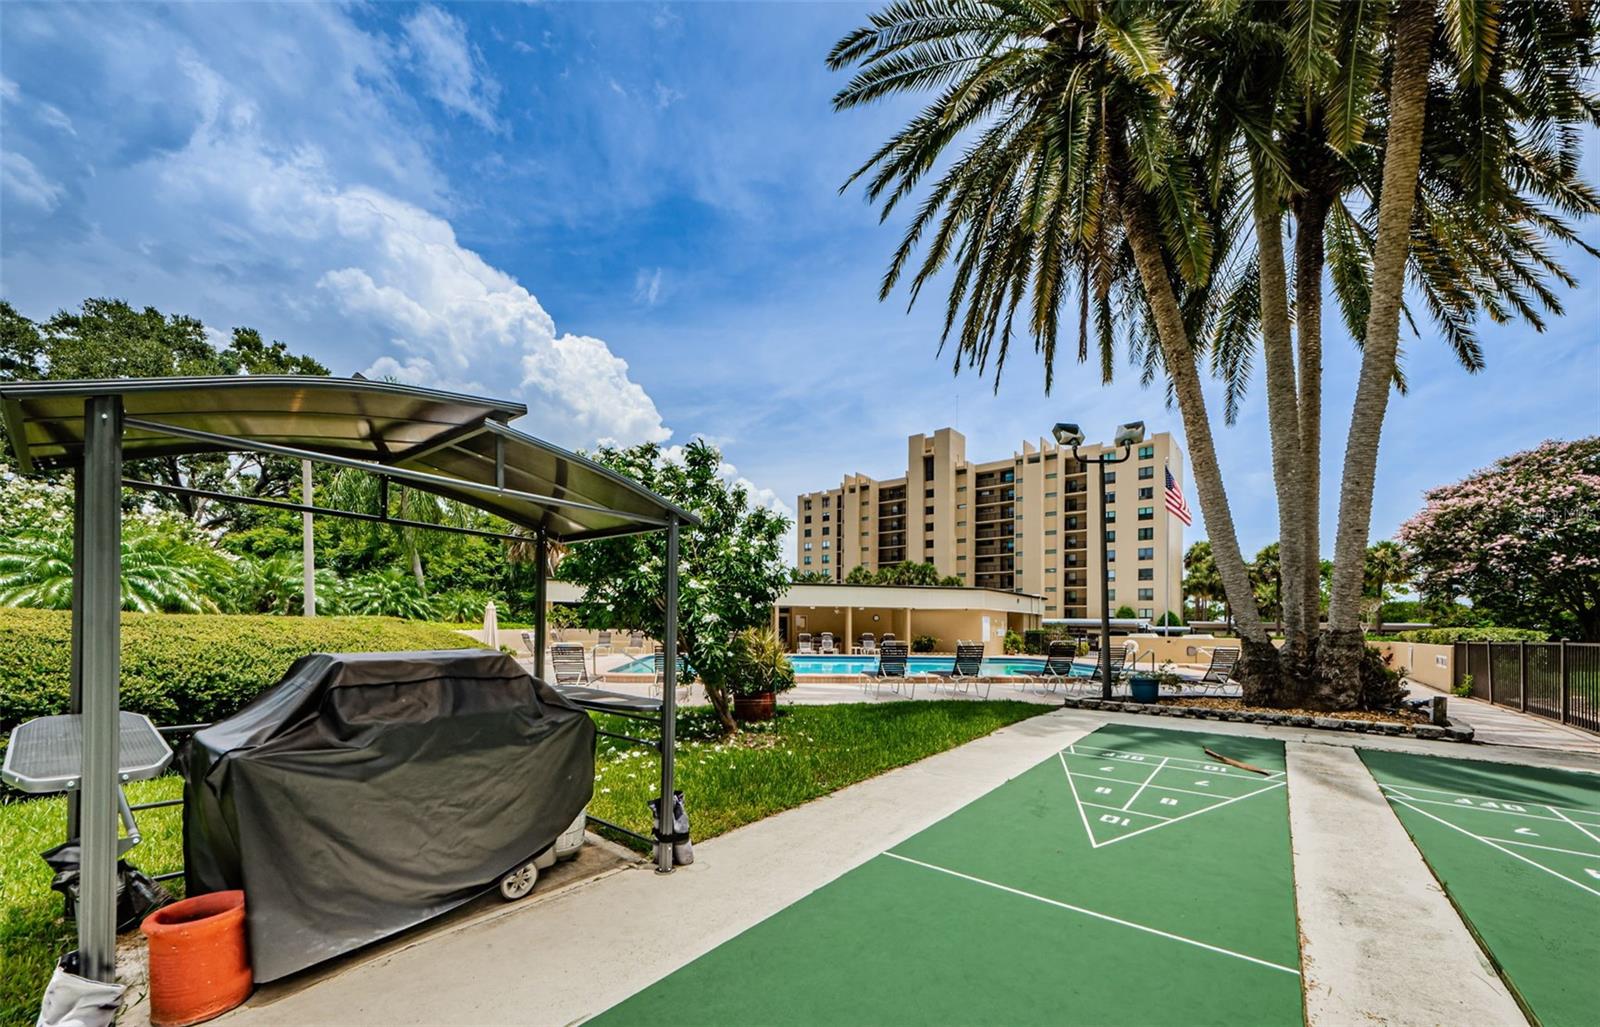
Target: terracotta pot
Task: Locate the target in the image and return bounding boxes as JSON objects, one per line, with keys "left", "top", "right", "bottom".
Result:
{"left": 141, "top": 890, "right": 252, "bottom": 1026}
{"left": 734, "top": 691, "right": 777, "bottom": 721}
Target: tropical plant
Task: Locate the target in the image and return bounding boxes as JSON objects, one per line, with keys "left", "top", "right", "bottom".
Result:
{"left": 910, "top": 633, "right": 938, "bottom": 653}
{"left": 431, "top": 589, "right": 496, "bottom": 625}
{"left": 790, "top": 568, "right": 835, "bottom": 584}
{"left": 843, "top": 565, "right": 876, "bottom": 585}
{"left": 1249, "top": 543, "right": 1282, "bottom": 623}
{"left": 225, "top": 551, "right": 338, "bottom": 616}
{"left": 1114, "top": 605, "right": 1138, "bottom": 619}
{"left": 0, "top": 518, "right": 228, "bottom": 613}
{"left": 556, "top": 440, "right": 791, "bottom": 733}
{"left": 324, "top": 470, "right": 474, "bottom": 590}
{"left": 1003, "top": 629, "right": 1023, "bottom": 654}
{"left": 337, "top": 568, "right": 436, "bottom": 621}
{"left": 1182, "top": 541, "right": 1224, "bottom": 622}
{"left": 727, "top": 628, "right": 796, "bottom": 698}
{"left": 1399, "top": 438, "right": 1600, "bottom": 641}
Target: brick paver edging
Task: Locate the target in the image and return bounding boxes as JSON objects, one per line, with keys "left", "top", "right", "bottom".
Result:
{"left": 1061, "top": 695, "right": 1475, "bottom": 742}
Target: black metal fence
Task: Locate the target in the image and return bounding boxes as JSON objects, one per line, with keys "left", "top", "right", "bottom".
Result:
{"left": 1453, "top": 641, "right": 1600, "bottom": 734}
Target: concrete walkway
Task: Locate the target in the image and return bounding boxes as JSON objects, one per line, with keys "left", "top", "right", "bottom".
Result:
{"left": 1407, "top": 680, "right": 1600, "bottom": 755}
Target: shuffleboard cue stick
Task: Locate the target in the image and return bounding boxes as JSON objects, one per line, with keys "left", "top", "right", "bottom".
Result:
{"left": 1203, "top": 747, "right": 1271, "bottom": 776}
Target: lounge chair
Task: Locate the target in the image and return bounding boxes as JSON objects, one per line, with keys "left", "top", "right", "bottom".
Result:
{"left": 626, "top": 630, "right": 646, "bottom": 654}
{"left": 819, "top": 632, "right": 837, "bottom": 655}
{"left": 864, "top": 641, "right": 920, "bottom": 699}
{"left": 651, "top": 645, "right": 692, "bottom": 703}
{"left": 549, "top": 642, "right": 590, "bottom": 686}
{"left": 859, "top": 633, "right": 876, "bottom": 655}
{"left": 520, "top": 631, "right": 538, "bottom": 657}
{"left": 935, "top": 642, "right": 990, "bottom": 699}
{"left": 594, "top": 629, "right": 613, "bottom": 657}
{"left": 1196, "top": 647, "right": 1240, "bottom": 695}
{"left": 880, "top": 632, "right": 896, "bottom": 645}
{"left": 797, "top": 632, "right": 815, "bottom": 655}
{"left": 1020, "top": 639, "right": 1082, "bottom": 696}
{"left": 1085, "top": 643, "right": 1132, "bottom": 688}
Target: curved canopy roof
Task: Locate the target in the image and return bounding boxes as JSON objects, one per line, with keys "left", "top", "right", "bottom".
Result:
{"left": 0, "top": 376, "right": 696, "bottom": 541}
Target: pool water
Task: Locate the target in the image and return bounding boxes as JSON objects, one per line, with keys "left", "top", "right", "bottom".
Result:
{"left": 610, "top": 654, "right": 1090, "bottom": 678}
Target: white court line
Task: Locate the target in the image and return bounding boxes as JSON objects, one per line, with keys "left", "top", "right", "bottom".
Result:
{"left": 1388, "top": 797, "right": 1600, "bottom": 899}
{"left": 1080, "top": 801, "right": 1172, "bottom": 822}
{"left": 1495, "top": 837, "right": 1600, "bottom": 859}
{"left": 1547, "top": 805, "right": 1600, "bottom": 848}
{"left": 1374, "top": 781, "right": 1600, "bottom": 820}
{"left": 1059, "top": 751, "right": 1101, "bottom": 846}
{"left": 1378, "top": 790, "right": 1584, "bottom": 826}
{"left": 881, "top": 851, "right": 1301, "bottom": 975}
{"left": 1122, "top": 756, "right": 1170, "bottom": 811}
{"left": 1060, "top": 751, "right": 1284, "bottom": 849}
{"left": 1066, "top": 769, "right": 1266, "bottom": 801}
{"left": 1066, "top": 745, "right": 1286, "bottom": 779}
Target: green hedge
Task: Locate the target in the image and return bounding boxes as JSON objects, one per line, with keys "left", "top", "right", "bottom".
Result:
{"left": 0, "top": 608, "right": 478, "bottom": 734}
{"left": 1393, "top": 627, "right": 1548, "bottom": 644}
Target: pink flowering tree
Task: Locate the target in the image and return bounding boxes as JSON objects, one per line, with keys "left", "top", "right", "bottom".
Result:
{"left": 1398, "top": 438, "right": 1600, "bottom": 640}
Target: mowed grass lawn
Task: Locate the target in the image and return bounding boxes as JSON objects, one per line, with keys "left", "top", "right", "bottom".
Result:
{"left": 0, "top": 700, "right": 1048, "bottom": 1025}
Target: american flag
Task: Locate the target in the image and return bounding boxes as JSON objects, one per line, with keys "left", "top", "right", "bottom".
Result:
{"left": 1164, "top": 465, "right": 1192, "bottom": 526}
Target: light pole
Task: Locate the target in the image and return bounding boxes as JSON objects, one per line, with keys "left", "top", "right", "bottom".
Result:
{"left": 1053, "top": 420, "right": 1145, "bottom": 699}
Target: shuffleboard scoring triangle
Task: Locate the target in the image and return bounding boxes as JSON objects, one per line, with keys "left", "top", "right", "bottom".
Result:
{"left": 1058, "top": 744, "right": 1286, "bottom": 849}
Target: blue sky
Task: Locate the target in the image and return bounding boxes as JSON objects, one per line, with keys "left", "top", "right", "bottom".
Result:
{"left": 3, "top": 2, "right": 1597, "bottom": 562}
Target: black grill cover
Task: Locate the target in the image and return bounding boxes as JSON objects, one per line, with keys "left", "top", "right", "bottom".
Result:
{"left": 180, "top": 649, "right": 595, "bottom": 982}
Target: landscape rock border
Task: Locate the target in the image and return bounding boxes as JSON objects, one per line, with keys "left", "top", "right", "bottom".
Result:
{"left": 1061, "top": 695, "right": 1475, "bottom": 742}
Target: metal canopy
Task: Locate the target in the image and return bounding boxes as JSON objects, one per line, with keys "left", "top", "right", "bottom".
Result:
{"left": 0, "top": 376, "right": 698, "bottom": 541}
{"left": 0, "top": 376, "right": 690, "bottom": 983}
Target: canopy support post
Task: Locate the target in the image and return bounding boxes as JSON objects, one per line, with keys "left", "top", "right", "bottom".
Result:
{"left": 533, "top": 533, "right": 548, "bottom": 681}
{"left": 78, "top": 394, "right": 123, "bottom": 982}
{"left": 656, "top": 515, "right": 680, "bottom": 874}
{"left": 66, "top": 463, "right": 86, "bottom": 840}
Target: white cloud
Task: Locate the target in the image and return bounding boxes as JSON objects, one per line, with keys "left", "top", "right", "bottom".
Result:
{"left": 403, "top": 5, "right": 502, "bottom": 132}
{"left": 1, "top": 151, "right": 64, "bottom": 211}
{"left": 633, "top": 267, "right": 664, "bottom": 306}
{"left": 653, "top": 82, "right": 684, "bottom": 110}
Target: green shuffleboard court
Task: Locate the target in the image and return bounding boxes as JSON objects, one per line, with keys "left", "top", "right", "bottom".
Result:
{"left": 595, "top": 724, "right": 1304, "bottom": 1026}
{"left": 1359, "top": 749, "right": 1600, "bottom": 1027}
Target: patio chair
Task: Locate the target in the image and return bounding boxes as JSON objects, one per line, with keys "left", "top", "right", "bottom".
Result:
{"left": 594, "top": 629, "right": 613, "bottom": 657}
{"left": 626, "top": 630, "right": 646, "bottom": 653}
{"left": 548, "top": 643, "right": 590, "bottom": 686}
{"left": 859, "top": 632, "right": 876, "bottom": 655}
{"left": 797, "top": 632, "right": 815, "bottom": 655}
{"left": 1085, "top": 643, "right": 1133, "bottom": 688}
{"left": 520, "top": 631, "right": 538, "bottom": 657}
{"left": 651, "top": 645, "right": 692, "bottom": 703}
{"left": 880, "top": 632, "right": 896, "bottom": 644}
{"left": 935, "top": 642, "right": 991, "bottom": 699}
{"left": 1019, "top": 639, "right": 1082, "bottom": 696}
{"left": 1196, "top": 646, "right": 1241, "bottom": 695}
{"left": 864, "top": 641, "right": 920, "bottom": 699}
{"left": 819, "top": 632, "right": 837, "bottom": 655}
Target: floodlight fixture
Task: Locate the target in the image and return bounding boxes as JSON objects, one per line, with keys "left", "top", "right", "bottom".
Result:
{"left": 1113, "top": 421, "right": 1146, "bottom": 448}
{"left": 1052, "top": 422, "right": 1085, "bottom": 448}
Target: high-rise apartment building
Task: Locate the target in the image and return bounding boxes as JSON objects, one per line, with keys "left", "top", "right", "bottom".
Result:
{"left": 796, "top": 427, "right": 1187, "bottom": 622}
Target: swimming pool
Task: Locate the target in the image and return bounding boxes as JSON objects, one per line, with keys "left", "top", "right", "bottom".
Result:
{"left": 609, "top": 654, "right": 1091, "bottom": 678}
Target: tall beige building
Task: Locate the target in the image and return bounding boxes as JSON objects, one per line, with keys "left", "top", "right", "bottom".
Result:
{"left": 797, "top": 427, "right": 1188, "bottom": 622}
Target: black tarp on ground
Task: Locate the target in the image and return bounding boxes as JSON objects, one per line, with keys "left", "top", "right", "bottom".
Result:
{"left": 180, "top": 649, "right": 595, "bottom": 982}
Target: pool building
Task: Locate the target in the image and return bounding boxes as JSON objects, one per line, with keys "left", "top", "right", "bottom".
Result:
{"left": 773, "top": 582, "right": 1042, "bottom": 657}
{"left": 796, "top": 426, "right": 1187, "bottom": 622}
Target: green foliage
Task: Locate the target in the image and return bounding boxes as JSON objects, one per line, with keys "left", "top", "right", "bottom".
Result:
{"left": 556, "top": 440, "right": 790, "bottom": 732}
{"left": 1155, "top": 611, "right": 1184, "bottom": 626}
{"left": 727, "top": 628, "right": 796, "bottom": 698}
{"left": 910, "top": 633, "right": 937, "bottom": 653}
{"left": 1183, "top": 541, "right": 1224, "bottom": 621}
{"left": 337, "top": 568, "right": 436, "bottom": 620}
{"left": 843, "top": 565, "right": 875, "bottom": 585}
{"left": 1002, "top": 629, "right": 1023, "bottom": 655}
{"left": 1114, "top": 605, "right": 1139, "bottom": 619}
{"left": 429, "top": 589, "right": 495, "bottom": 625}
{"left": 1395, "top": 627, "right": 1548, "bottom": 644}
{"left": 790, "top": 568, "right": 834, "bottom": 584}
{"left": 1021, "top": 629, "right": 1048, "bottom": 655}
{"left": 1453, "top": 674, "right": 1475, "bottom": 699}
{"left": 0, "top": 607, "right": 476, "bottom": 737}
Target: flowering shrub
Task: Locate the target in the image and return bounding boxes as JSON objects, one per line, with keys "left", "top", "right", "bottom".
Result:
{"left": 1399, "top": 438, "right": 1599, "bottom": 640}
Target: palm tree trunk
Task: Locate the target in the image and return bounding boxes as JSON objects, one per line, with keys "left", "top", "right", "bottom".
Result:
{"left": 1252, "top": 196, "right": 1309, "bottom": 663}
{"left": 1323, "top": 0, "right": 1435, "bottom": 699}
{"left": 1293, "top": 191, "right": 1332, "bottom": 641}
{"left": 1119, "top": 188, "right": 1276, "bottom": 693}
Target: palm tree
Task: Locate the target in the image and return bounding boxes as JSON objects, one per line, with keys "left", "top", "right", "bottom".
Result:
{"left": 1182, "top": 540, "right": 1222, "bottom": 621}
{"left": 829, "top": 0, "right": 1274, "bottom": 683}
{"left": 1363, "top": 540, "right": 1409, "bottom": 629}
{"left": 324, "top": 470, "right": 473, "bottom": 590}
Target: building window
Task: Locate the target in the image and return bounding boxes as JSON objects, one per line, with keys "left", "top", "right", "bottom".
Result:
{"left": 1138, "top": 465, "right": 1155, "bottom": 480}
{"left": 1138, "top": 444, "right": 1155, "bottom": 459}
{"left": 822, "top": 527, "right": 830, "bottom": 536}
{"left": 1046, "top": 586, "right": 1057, "bottom": 592}
{"left": 925, "top": 539, "right": 935, "bottom": 549}
{"left": 1045, "top": 490, "right": 1057, "bottom": 498}
{"left": 1138, "top": 506, "right": 1154, "bottom": 520}
{"left": 1045, "top": 472, "right": 1057, "bottom": 479}
{"left": 1106, "top": 550, "right": 1116, "bottom": 562}
{"left": 1103, "top": 471, "right": 1117, "bottom": 484}
{"left": 1107, "top": 588, "right": 1116, "bottom": 601}
{"left": 822, "top": 496, "right": 830, "bottom": 507}
{"left": 803, "top": 556, "right": 812, "bottom": 565}
{"left": 1138, "top": 527, "right": 1154, "bottom": 541}
{"left": 1138, "top": 547, "right": 1154, "bottom": 560}
{"left": 822, "top": 540, "right": 831, "bottom": 549}
{"left": 925, "top": 505, "right": 934, "bottom": 515}
{"left": 1139, "top": 607, "right": 1154, "bottom": 619}
{"left": 803, "top": 515, "right": 812, "bottom": 524}
{"left": 1138, "top": 589, "right": 1154, "bottom": 601}
{"left": 803, "top": 528, "right": 812, "bottom": 537}
{"left": 822, "top": 514, "right": 831, "bottom": 522}
{"left": 803, "top": 542, "right": 812, "bottom": 551}
{"left": 925, "top": 488, "right": 934, "bottom": 498}
{"left": 1104, "top": 510, "right": 1116, "bottom": 522}
{"left": 1107, "top": 569, "right": 1116, "bottom": 581}
{"left": 957, "top": 502, "right": 967, "bottom": 510}
{"left": 1105, "top": 530, "right": 1116, "bottom": 542}
{"left": 1045, "top": 548, "right": 1056, "bottom": 555}
{"left": 1045, "top": 528, "right": 1057, "bottom": 536}
{"left": 1139, "top": 487, "right": 1154, "bottom": 500}
{"left": 1046, "top": 567, "right": 1056, "bottom": 574}
{"left": 1138, "top": 568, "right": 1153, "bottom": 581}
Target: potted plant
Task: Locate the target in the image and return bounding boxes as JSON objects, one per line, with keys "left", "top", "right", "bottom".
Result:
{"left": 911, "top": 633, "right": 938, "bottom": 653}
{"left": 728, "top": 628, "right": 795, "bottom": 722}
{"left": 1130, "top": 661, "right": 1183, "bottom": 703}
